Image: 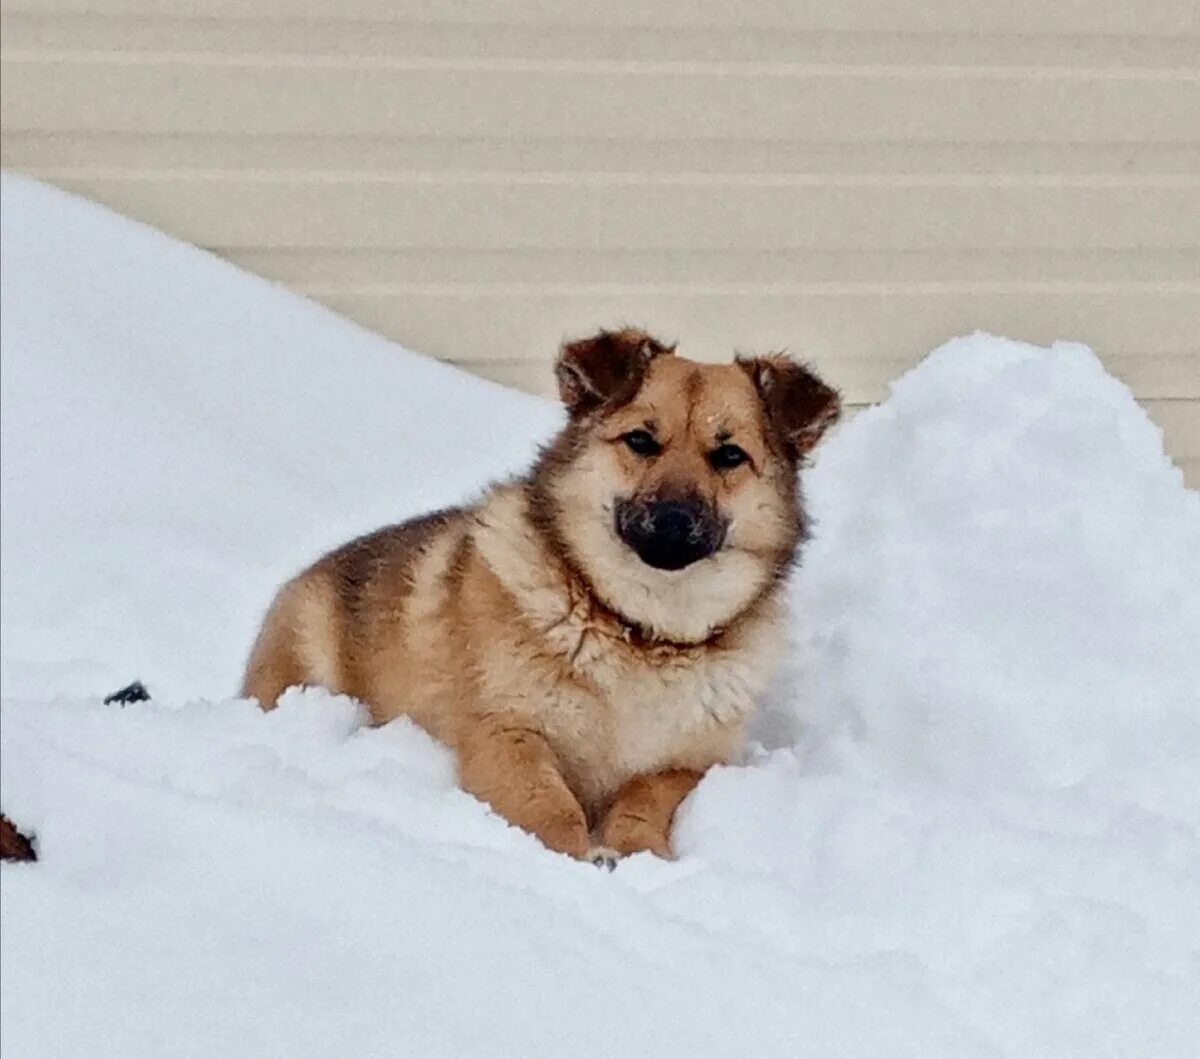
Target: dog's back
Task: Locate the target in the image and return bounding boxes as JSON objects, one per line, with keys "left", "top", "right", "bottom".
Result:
{"left": 242, "top": 508, "right": 467, "bottom": 742}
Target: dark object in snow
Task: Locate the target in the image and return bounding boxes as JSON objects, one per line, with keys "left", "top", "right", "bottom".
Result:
{"left": 588, "top": 850, "right": 620, "bottom": 872}
{"left": 104, "top": 680, "right": 150, "bottom": 705}
{"left": 0, "top": 814, "right": 37, "bottom": 862}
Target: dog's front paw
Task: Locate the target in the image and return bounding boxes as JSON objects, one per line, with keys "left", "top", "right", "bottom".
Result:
{"left": 584, "top": 846, "right": 623, "bottom": 871}
{"left": 599, "top": 814, "right": 673, "bottom": 860}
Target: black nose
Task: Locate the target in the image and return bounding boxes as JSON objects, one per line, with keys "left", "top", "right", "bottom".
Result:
{"left": 615, "top": 499, "right": 725, "bottom": 571}
{"left": 650, "top": 501, "right": 702, "bottom": 544}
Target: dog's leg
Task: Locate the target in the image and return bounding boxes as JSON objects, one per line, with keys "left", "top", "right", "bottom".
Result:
{"left": 242, "top": 600, "right": 309, "bottom": 710}
{"left": 241, "top": 578, "right": 340, "bottom": 709}
{"left": 599, "top": 768, "right": 703, "bottom": 860}
{"left": 456, "top": 716, "right": 590, "bottom": 859}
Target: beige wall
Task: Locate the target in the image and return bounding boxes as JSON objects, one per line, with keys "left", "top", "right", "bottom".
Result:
{"left": 2, "top": 1, "right": 1197, "bottom": 483}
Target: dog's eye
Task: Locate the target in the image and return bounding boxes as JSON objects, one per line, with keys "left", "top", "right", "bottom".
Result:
{"left": 709, "top": 444, "right": 749, "bottom": 471}
{"left": 621, "top": 430, "right": 662, "bottom": 457}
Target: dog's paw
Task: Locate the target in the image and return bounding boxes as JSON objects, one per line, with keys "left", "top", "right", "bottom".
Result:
{"left": 599, "top": 815, "right": 673, "bottom": 860}
{"left": 584, "top": 846, "right": 623, "bottom": 871}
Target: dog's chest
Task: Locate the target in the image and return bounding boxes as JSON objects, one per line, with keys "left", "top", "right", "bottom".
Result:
{"left": 560, "top": 624, "right": 773, "bottom": 779}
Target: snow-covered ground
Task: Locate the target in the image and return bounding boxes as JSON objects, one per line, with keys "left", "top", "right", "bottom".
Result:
{"left": 2, "top": 172, "right": 1198, "bottom": 1058}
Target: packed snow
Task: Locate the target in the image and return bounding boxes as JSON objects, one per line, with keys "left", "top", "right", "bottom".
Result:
{"left": 2, "top": 172, "right": 1198, "bottom": 1058}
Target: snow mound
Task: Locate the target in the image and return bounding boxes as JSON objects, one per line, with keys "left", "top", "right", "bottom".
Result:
{"left": 791, "top": 334, "right": 1200, "bottom": 809}
{"left": 2, "top": 174, "right": 1199, "bottom": 1058}
{"left": 0, "top": 172, "right": 557, "bottom": 701}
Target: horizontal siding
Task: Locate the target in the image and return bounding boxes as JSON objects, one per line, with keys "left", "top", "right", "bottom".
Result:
{"left": 1, "top": 5, "right": 1197, "bottom": 486}
{"left": 5, "top": 59, "right": 1199, "bottom": 143}
{"left": 9, "top": 174, "right": 1200, "bottom": 253}
{"left": 4, "top": 14, "right": 1200, "bottom": 68}
{"left": 227, "top": 248, "right": 1200, "bottom": 285}
{"left": 274, "top": 289, "right": 1200, "bottom": 398}
{"left": 3, "top": 1, "right": 1199, "bottom": 37}
{"left": 7, "top": 133, "right": 1200, "bottom": 177}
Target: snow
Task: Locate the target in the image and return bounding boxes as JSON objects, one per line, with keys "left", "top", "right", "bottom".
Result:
{"left": 2, "top": 171, "right": 1199, "bottom": 1058}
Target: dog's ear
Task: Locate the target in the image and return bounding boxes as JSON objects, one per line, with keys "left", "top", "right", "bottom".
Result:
{"left": 739, "top": 354, "right": 841, "bottom": 461}
{"left": 556, "top": 329, "right": 674, "bottom": 417}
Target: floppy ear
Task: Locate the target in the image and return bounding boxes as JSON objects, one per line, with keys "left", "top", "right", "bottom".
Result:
{"left": 738, "top": 354, "right": 841, "bottom": 461}
{"left": 555, "top": 329, "right": 674, "bottom": 417}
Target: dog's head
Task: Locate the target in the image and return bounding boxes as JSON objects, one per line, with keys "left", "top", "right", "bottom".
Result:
{"left": 530, "top": 328, "right": 840, "bottom": 642}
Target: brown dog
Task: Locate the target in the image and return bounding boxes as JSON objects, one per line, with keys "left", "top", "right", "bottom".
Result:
{"left": 242, "top": 329, "right": 839, "bottom": 863}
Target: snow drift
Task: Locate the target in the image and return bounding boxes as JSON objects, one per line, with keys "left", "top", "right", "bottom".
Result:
{"left": 2, "top": 172, "right": 1198, "bottom": 1058}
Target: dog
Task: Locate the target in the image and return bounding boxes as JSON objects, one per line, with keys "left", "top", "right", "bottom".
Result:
{"left": 242, "top": 329, "right": 840, "bottom": 863}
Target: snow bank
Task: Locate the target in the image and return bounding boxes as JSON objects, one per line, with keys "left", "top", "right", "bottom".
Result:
{"left": 2, "top": 173, "right": 1198, "bottom": 1058}
{"left": 791, "top": 335, "right": 1200, "bottom": 807}
{"left": 0, "top": 171, "right": 557, "bottom": 701}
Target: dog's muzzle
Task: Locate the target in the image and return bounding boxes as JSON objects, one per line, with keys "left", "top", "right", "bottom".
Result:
{"left": 614, "top": 497, "right": 726, "bottom": 571}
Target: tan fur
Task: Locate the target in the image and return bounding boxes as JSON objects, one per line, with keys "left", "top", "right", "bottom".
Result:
{"left": 242, "top": 330, "right": 839, "bottom": 861}
{"left": 600, "top": 768, "right": 703, "bottom": 858}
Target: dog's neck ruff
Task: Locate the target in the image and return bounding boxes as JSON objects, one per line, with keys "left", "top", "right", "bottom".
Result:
{"left": 520, "top": 476, "right": 743, "bottom": 650}
{"left": 474, "top": 483, "right": 740, "bottom": 654}
{"left": 555, "top": 550, "right": 729, "bottom": 653}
